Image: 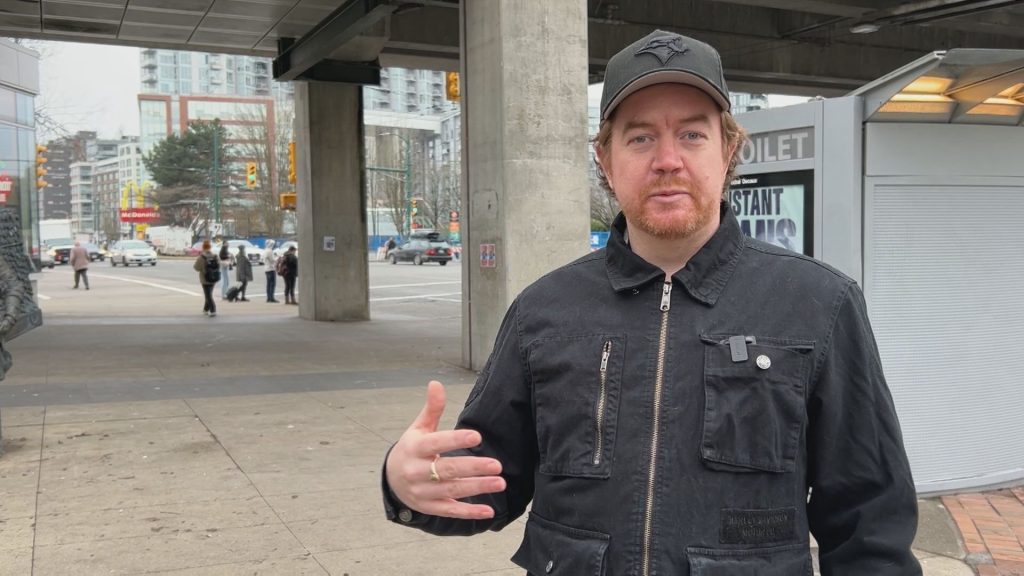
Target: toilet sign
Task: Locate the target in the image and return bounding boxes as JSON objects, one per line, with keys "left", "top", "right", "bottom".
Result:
{"left": 739, "top": 128, "right": 814, "bottom": 165}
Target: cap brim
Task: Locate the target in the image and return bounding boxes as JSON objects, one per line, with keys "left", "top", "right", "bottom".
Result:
{"left": 603, "top": 70, "right": 730, "bottom": 119}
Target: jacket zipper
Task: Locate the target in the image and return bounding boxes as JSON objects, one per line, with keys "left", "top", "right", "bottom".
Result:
{"left": 593, "top": 340, "right": 612, "bottom": 466}
{"left": 642, "top": 279, "right": 672, "bottom": 576}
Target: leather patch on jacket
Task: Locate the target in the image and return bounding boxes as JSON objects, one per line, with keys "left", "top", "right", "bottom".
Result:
{"left": 720, "top": 507, "right": 796, "bottom": 545}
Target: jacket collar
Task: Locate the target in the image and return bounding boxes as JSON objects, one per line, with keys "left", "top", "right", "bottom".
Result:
{"left": 605, "top": 202, "right": 744, "bottom": 306}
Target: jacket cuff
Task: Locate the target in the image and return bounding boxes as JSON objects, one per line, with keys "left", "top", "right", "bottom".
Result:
{"left": 381, "top": 444, "right": 428, "bottom": 526}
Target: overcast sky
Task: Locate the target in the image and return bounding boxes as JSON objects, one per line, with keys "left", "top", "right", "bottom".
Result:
{"left": 33, "top": 40, "right": 805, "bottom": 142}
{"left": 37, "top": 41, "right": 140, "bottom": 140}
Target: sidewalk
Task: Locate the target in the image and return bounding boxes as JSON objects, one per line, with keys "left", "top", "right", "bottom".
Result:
{"left": 0, "top": 315, "right": 1016, "bottom": 574}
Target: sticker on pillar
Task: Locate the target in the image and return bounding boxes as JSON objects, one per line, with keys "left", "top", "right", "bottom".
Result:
{"left": 323, "top": 236, "right": 336, "bottom": 251}
{"left": 479, "top": 243, "right": 496, "bottom": 268}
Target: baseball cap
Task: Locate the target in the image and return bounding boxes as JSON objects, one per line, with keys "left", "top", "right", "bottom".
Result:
{"left": 600, "top": 30, "right": 731, "bottom": 120}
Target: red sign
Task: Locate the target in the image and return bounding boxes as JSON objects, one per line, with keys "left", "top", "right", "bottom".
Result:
{"left": 0, "top": 174, "right": 10, "bottom": 204}
{"left": 119, "top": 207, "right": 160, "bottom": 223}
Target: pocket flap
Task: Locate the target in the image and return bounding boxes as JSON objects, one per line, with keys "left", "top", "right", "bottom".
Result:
{"left": 688, "top": 543, "right": 811, "bottom": 575}
{"left": 511, "top": 512, "right": 609, "bottom": 575}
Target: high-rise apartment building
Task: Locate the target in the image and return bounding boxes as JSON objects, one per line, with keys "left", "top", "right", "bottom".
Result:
{"left": 140, "top": 49, "right": 292, "bottom": 104}
{"left": 364, "top": 68, "right": 459, "bottom": 116}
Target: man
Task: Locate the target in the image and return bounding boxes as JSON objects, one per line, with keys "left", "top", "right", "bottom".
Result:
{"left": 69, "top": 241, "right": 90, "bottom": 290}
{"left": 382, "top": 30, "right": 921, "bottom": 575}
{"left": 263, "top": 240, "right": 279, "bottom": 303}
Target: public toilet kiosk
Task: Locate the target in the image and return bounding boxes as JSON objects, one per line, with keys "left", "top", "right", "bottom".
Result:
{"left": 734, "top": 49, "right": 1024, "bottom": 495}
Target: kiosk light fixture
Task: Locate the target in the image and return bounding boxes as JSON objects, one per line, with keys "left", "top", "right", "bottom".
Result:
{"left": 850, "top": 22, "right": 880, "bottom": 34}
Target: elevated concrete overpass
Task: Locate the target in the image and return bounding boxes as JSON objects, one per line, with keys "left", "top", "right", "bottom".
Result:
{"left": 3, "top": 0, "right": 1023, "bottom": 367}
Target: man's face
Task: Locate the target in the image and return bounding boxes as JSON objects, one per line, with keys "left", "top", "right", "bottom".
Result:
{"left": 597, "top": 83, "right": 731, "bottom": 241}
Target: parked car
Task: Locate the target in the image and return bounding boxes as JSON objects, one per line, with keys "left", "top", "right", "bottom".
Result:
{"left": 218, "top": 239, "right": 263, "bottom": 266}
{"left": 38, "top": 248, "right": 54, "bottom": 269}
{"left": 47, "top": 243, "right": 73, "bottom": 265}
{"left": 186, "top": 241, "right": 206, "bottom": 257}
{"left": 109, "top": 240, "right": 158, "bottom": 267}
{"left": 389, "top": 233, "right": 453, "bottom": 266}
{"left": 82, "top": 242, "right": 106, "bottom": 261}
{"left": 273, "top": 240, "right": 298, "bottom": 261}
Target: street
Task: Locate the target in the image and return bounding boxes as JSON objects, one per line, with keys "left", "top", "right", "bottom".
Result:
{"left": 2, "top": 257, "right": 468, "bottom": 408}
{"left": 34, "top": 256, "right": 462, "bottom": 319}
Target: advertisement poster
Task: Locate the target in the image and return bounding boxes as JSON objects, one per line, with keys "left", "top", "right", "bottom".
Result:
{"left": 728, "top": 170, "right": 814, "bottom": 256}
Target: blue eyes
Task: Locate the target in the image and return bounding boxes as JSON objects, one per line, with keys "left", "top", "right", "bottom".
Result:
{"left": 628, "top": 132, "right": 706, "bottom": 145}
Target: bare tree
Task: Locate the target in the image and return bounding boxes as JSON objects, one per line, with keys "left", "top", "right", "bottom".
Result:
{"left": 231, "top": 102, "right": 288, "bottom": 237}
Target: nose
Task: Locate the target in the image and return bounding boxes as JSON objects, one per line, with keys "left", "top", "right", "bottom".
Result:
{"left": 651, "top": 137, "right": 684, "bottom": 175}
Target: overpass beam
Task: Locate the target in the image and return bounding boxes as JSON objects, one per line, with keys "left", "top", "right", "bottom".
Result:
{"left": 294, "top": 82, "right": 370, "bottom": 321}
{"left": 460, "top": 0, "right": 591, "bottom": 370}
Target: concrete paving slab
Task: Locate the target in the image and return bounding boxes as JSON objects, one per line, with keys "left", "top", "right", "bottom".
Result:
{"left": 0, "top": 547, "right": 31, "bottom": 576}
{"left": 313, "top": 528, "right": 525, "bottom": 576}
{"left": 1, "top": 406, "right": 44, "bottom": 427}
{"left": 43, "top": 400, "right": 194, "bottom": 424}
{"left": 0, "top": 425, "right": 41, "bottom": 465}
{"left": 918, "top": 554, "right": 977, "bottom": 575}
{"left": 263, "top": 487, "right": 384, "bottom": 522}
{"left": 137, "top": 554, "right": 328, "bottom": 575}
{"left": 286, "top": 511, "right": 433, "bottom": 554}
{"left": 34, "top": 495, "right": 282, "bottom": 547}
{"left": 33, "top": 523, "right": 307, "bottom": 575}
{"left": 916, "top": 498, "right": 967, "bottom": 559}
{"left": 0, "top": 516, "right": 35, "bottom": 550}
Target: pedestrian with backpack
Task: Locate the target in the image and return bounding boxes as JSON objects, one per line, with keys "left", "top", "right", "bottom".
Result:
{"left": 193, "top": 240, "right": 219, "bottom": 316}
{"left": 282, "top": 245, "right": 298, "bottom": 305}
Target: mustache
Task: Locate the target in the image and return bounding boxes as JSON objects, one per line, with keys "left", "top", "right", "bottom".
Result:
{"left": 642, "top": 175, "right": 696, "bottom": 195}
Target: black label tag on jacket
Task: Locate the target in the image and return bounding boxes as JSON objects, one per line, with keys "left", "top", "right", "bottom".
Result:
{"left": 720, "top": 507, "right": 796, "bottom": 545}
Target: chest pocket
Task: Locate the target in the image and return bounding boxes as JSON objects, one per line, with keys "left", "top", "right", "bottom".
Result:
{"left": 700, "top": 334, "right": 814, "bottom": 474}
{"left": 529, "top": 334, "right": 625, "bottom": 478}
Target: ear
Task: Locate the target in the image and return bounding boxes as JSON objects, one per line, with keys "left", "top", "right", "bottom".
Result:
{"left": 594, "top": 141, "right": 613, "bottom": 189}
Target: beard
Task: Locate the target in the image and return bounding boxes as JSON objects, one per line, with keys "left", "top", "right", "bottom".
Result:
{"left": 618, "top": 175, "right": 718, "bottom": 240}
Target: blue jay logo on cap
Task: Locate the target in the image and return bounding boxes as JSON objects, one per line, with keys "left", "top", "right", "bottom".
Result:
{"left": 635, "top": 35, "right": 689, "bottom": 65}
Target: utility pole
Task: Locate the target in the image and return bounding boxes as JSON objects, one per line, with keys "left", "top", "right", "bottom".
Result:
{"left": 213, "top": 127, "right": 220, "bottom": 228}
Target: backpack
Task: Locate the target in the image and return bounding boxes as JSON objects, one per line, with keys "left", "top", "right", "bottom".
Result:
{"left": 204, "top": 255, "right": 221, "bottom": 284}
{"left": 275, "top": 255, "right": 287, "bottom": 276}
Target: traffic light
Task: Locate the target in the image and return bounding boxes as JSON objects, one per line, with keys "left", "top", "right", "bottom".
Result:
{"left": 35, "top": 144, "right": 48, "bottom": 189}
{"left": 445, "top": 72, "right": 460, "bottom": 102}
{"left": 411, "top": 199, "right": 418, "bottom": 216}
{"left": 287, "top": 142, "right": 296, "bottom": 184}
{"left": 245, "top": 161, "right": 257, "bottom": 188}
{"left": 279, "top": 192, "right": 296, "bottom": 211}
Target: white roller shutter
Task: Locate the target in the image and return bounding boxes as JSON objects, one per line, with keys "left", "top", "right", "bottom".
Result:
{"left": 866, "top": 182, "right": 1024, "bottom": 493}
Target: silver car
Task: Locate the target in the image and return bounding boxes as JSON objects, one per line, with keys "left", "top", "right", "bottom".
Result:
{"left": 109, "top": 240, "right": 158, "bottom": 267}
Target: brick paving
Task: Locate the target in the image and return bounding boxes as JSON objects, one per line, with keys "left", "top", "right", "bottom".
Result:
{"left": 944, "top": 488, "right": 1024, "bottom": 576}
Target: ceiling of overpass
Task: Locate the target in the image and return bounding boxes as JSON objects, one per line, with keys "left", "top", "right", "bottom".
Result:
{"left": 0, "top": 0, "right": 1022, "bottom": 94}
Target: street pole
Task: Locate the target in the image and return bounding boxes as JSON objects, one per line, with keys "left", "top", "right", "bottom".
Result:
{"left": 213, "top": 127, "right": 220, "bottom": 232}
{"left": 403, "top": 134, "right": 412, "bottom": 237}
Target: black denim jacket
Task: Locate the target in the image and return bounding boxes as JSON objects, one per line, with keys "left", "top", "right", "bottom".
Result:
{"left": 384, "top": 203, "right": 921, "bottom": 576}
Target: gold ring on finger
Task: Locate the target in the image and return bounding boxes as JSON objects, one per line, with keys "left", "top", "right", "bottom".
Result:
{"left": 429, "top": 455, "right": 441, "bottom": 483}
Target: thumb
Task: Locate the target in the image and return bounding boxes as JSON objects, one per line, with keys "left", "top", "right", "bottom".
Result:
{"left": 412, "top": 380, "right": 446, "bottom": 433}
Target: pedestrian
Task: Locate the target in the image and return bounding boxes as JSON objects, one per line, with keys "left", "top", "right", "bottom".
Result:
{"left": 385, "top": 236, "right": 397, "bottom": 256}
{"left": 218, "top": 241, "right": 232, "bottom": 299}
{"left": 282, "top": 246, "right": 298, "bottom": 305}
{"left": 235, "top": 245, "right": 252, "bottom": 302}
{"left": 69, "top": 240, "right": 90, "bottom": 290}
{"left": 263, "top": 239, "right": 278, "bottom": 303}
{"left": 192, "top": 240, "right": 218, "bottom": 317}
{"left": 381, "top": 30, "right": 921, "bottom": 575}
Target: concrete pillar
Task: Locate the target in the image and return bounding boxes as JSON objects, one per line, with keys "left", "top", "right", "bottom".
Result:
{"left": 293, "top": 82, "right": 369, "bottom": 321}
{"left": 460, "top": 1, "right": 590, "bottom": 370}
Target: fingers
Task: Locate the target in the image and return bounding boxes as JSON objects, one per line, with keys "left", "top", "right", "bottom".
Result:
{"left": 417, "top": 500, "right": 499, "bottom": 520}
{"left": 411, "top": 380, "right": 446, "bottom": 434}
{"left": 412, "top": 476, "right": 507, "bottom": 506}
{"left": 432, "top": 455, "right": 503, "bottom": 481}
{"left": 412, "top": 429, "right": 483, "bottom": 459}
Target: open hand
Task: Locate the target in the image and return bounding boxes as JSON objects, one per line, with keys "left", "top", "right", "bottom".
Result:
{"left": 385, "top": 381, "right": 506, "bottom": 519}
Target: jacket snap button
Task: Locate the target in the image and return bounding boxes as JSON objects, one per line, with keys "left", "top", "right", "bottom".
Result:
{"left": 632, "top": 288, "right": 639, "bottom": 295}
{"left": 545, "top": 559, "right": 554, "bottom": 573}
{"left": 756, "top": 354, "right": 771, "bottom": 370}
{"left": 398, "top": 509, "right": 413, "bottom": 522}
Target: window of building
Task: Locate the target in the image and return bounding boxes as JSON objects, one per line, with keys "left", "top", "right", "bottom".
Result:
{"left": 15, "top": 93, "right": 33, "bottom": 126}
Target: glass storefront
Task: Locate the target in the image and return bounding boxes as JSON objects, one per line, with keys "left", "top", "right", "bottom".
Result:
{"left": 0, "top": 82, "right": 37, "bottom": 262}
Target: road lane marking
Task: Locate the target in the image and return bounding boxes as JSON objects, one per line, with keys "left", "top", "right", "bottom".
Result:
{"left": 370, "top": 292, "right": 462, "bottom": 303}
{"left": 89, "top": 273, "right": 201, "bottom": 296}
{"left": 370, "top": 281, "right": 461, "bottom": 290}
{"left": 36, "top": 293, "right": 52, "bottom": 300}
